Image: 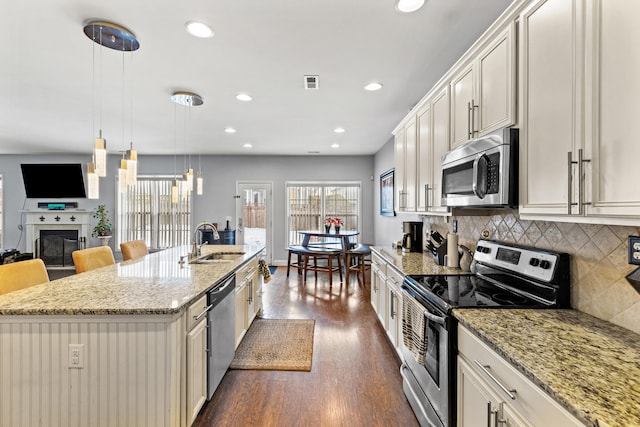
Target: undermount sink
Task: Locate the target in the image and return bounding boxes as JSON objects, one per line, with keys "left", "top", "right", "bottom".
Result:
{"left": 190, "top": 252, "right": 245, "bottom": 264}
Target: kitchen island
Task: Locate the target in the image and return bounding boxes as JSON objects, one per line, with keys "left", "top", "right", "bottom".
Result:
{"left": 0, "top": 244, "right": 264, "bottom": 427}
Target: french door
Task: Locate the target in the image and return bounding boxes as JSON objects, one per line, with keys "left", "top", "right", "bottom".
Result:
{"left": 235, "top": 182, "right": 273, "bottom": 264}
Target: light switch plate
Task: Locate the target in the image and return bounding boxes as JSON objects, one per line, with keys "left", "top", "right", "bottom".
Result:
{"left": 628, "top": 236, "right": 640, "bottom": 265}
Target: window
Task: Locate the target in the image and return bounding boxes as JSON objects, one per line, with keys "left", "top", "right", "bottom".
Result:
{"left": 117, "top": 176, "right": 192, "bottom": 250}
{"left": 286, "top": 182, "right": 360, "bottom": 246}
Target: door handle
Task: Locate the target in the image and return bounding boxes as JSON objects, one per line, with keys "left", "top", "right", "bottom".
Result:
{"left": 472, "top": 154, "right": 488, "bottom": 199}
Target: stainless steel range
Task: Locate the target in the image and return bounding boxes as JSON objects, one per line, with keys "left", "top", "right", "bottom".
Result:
{"left": 400, "top": 239, "right": 570, "bottom": 427}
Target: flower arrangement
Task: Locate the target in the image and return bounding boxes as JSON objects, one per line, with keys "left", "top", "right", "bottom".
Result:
{"left": 324, "top": 217, "right": 343, "bottom": 226}
{"left": 92, "top": 204, "right": 113, "bottom": 237}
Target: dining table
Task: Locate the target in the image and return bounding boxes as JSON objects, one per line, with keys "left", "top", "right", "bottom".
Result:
{"left": 298, "top": 230, "right": 360, "bottom": 276}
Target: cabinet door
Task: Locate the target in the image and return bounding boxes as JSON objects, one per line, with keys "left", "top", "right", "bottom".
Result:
{"left": 457, "top": 357, "right": 501, "bottom": 427}
{"left": 430, "top": 86, "right": 450, "bottom": 213}
{"left": 403, "top": 116, "right": 418, "bottom": 212}
{"left": 450, "top": 64, "right": 475, "bottom": 148}
{"left": 417, "top": 103, "right": 432, "bottom": 213}
{"left": 186, "top": 318, "right": 208, "bottom": 425}
{"left": 586, "top": 0, "right": 640, "bottom": 217}
{"left": 519, "top": 0, "right": 582, "bottom": 215}
{"left": 394, "top": 128, "right": 406, "bottom": 212}
{"left": 478, "top": 23, "right": 516, "bottom": 135}
{"left": 234, "top": 283, "right": 248, "bottom": 348}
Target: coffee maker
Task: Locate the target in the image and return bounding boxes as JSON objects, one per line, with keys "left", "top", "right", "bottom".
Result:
{"left": 402, "top": 221, "right": 423, "bottom": 253}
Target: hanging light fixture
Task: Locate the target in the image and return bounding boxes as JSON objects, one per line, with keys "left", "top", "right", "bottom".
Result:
{"left": 196, "top": 153, "right": 204, "bottom": 196}
{"left": 83, "top": 20, "right": 140, "bottom": 187}
{"left": 171, "top": 91, "right": 204, "bottom": 198}
{"left": 87, "top": 159, "right": 99, "bottom": 199}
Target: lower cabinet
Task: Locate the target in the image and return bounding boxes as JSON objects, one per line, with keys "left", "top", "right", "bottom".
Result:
{"left": 371, "top": 251, "right": 403, "bottom": 360}
{"left": 186, "top": 294, "right": 209, "bottom": 426}
{"left": 234, "top": 256, "right": 261, "bottom": 349}
{"left": 457, "top": 325, "right": 584, "bottom": 427}
{"left": 371, "top": 252, "right": 387, "bottom": 326}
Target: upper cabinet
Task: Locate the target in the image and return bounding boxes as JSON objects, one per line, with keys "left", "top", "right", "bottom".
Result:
{"left": 450, "top": 23, "right": 517, "bottom": 148}
{"left": 519, "top": 0, "right": 640, "bottom": 223}
{"left": 417, "top": 85, "right": 450, "bottom": 214}
{"left": 394, "top": 121, "right": 418, "bottom": 213}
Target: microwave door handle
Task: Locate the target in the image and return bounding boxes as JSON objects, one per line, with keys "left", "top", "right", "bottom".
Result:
{"left": 472, "top": 154, "right": 488, "bottom": 199}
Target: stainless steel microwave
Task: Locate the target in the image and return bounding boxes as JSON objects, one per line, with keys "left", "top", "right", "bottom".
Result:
{"left": 440, "top": 127, "right": 518, "bottom": 208}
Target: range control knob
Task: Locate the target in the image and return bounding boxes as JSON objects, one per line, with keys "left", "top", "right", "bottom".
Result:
{"left": 539, "top": 260, "right": 551, "bottom": 269}
{"left": 529, "top": 258, "right": 540, "bottom": 267}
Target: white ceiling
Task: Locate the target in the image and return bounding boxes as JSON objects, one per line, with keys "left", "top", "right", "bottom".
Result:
{"left": 0, "top": 0, "right": 513, "bottom": 156}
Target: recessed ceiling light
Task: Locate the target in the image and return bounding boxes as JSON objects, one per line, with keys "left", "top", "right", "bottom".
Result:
{"left": 236, "top": 93, "right": 252, "bottom": 102}
{"left": 185, "top": 21, "right": 214, "bottom": 38}
{"left": 243, "top": 143, "right": 253, "bottom": 149}
{"left": 334, "top": 127, "right": 345, "bottom": 134}
{"left": 395, "top": 0, "right": 425, "bottom": 13}
{"left": 364, "top": 82, "right": 383, "bottom": 91}
{"left": 224, "top": 127, "right": 236, "bottom": 133}
{"left": 331, "top": 143, "right": 340, "bottom": 149}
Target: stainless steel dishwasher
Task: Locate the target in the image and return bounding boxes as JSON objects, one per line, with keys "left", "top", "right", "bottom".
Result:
{"left": 207, "top": 273, "right": 236, "bottom": 400}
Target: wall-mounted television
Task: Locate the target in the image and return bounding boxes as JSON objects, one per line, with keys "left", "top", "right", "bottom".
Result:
{"left": 21, "top": 164, "right": 87, "bottom": 199}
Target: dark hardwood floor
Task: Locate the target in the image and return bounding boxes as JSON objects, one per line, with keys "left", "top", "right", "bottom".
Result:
{"left": 193, "top": 267, "right": 419, "bottom": 427}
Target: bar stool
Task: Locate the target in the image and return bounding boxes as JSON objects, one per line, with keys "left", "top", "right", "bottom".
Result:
{"left": 0, "top": 258, "right": 49, "bottom": 295}
{"left": 120, "top": 240, "right": 149, "bottom": 261}
{"left": 345, "top": 244, "right": 371, "bottom": 286}
{"left": 72, "top": 246, "right": 115, "bottom": 273}
{"left": 302, "top": 247, "right": 343, "bottom": 288}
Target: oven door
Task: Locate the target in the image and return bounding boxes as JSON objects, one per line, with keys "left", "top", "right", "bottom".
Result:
{"left": 401, "top": 284, "right": 451, "bottom": 427}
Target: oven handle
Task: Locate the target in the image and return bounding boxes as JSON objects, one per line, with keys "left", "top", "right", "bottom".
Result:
{"left": 423, "top": 310, "right": 445, "bottom": 326}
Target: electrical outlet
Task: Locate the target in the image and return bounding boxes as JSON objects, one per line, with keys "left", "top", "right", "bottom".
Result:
{"left": 68, "top": 344, "right": 84, "bottom": 369}
{"left": 628, "top": 236, "right": 640, "bottom": 265}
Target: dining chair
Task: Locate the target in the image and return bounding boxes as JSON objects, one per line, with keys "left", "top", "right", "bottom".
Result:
{"left": 346, "top": 243, "right": 371, "bottom": 287}
{"left": 120, "top": 239, "right": 149, "bottom": 261}
{"left": 72, "top": 246, "right": 116, "bottom": 273}
{"left": 0, "top": 258, "right": 50, "bottom": 295}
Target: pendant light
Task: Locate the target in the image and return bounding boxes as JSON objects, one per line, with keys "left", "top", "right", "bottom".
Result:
{"left": 171, "top": 91, "right": 204, "bottom": 198}
{"left": 83, "top": 20, "right": 140, "bottom": 188}
{"left": 87, "top": 159, "right": 99, "bottom": 199}
{"left": 196, "top": 153, "right": 204, "bottom": 196}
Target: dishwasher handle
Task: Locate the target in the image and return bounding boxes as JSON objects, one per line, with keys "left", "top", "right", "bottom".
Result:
{"left": 208, "top": 274, "right": 236, "bottom": 307}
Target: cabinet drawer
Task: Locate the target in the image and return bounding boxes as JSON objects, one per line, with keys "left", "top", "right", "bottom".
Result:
{"left": 386, "top": 266, "right": 403, "bottom": 292}
{"left": 187, "top": 294, "right": 209, "bottom": 331}
{"left": 371, "top": 253, "right": 387, "bottom": 277}
{"left": 236, "top": 258, "right": 257, "bottom": 284}
{"left": 458, "top": 325, "right": 583, "bottom": 427}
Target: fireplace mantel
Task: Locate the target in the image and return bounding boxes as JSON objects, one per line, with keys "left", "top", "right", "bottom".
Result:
{"left": 23, "top": 209, "right": 92, "bottom": 256}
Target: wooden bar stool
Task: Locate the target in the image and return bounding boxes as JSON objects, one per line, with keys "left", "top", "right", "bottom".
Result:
{"left": 302, "top": 247, "right": 343, "bottom": 288}
{"left": 345, "top": 244, "right": 371, "bottom": 287}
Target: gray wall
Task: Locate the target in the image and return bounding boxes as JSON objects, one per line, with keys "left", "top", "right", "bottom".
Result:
{"left": 0, "top": 154, "right": 374, "bottom": 264}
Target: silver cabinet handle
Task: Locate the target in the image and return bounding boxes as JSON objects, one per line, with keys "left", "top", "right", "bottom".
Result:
{"left": 467, "top": 101, "right": 473, "bottom": 139}
{"left": 567, "top": 151, "right": 578, "bottom": 214}
{"left": 424, "top": 184, "right": 431, "bottom": 211}
{"left": 474, "top": 360, "right": 517, "bottom": 400}
{"left": 390, "top": 290, "right": 395, "bottom": 319}
{"left": 578, "top": 148, "right": 591, "bottom": 214}
{"left": 471, "top": 99, "right": 479, "bottom": 137}
{"left": 486, "top": 402, "right": 493, "bottom": 427}
{"left": 193, "top": 304, "right": 213, "bottom": 322}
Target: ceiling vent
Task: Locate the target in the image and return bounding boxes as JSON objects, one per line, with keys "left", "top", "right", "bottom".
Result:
{"left": 304, "top": 75, "right": 319, "bottom": 90}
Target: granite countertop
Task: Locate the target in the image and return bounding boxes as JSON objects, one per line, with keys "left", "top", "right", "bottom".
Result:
{"left": 0, "top": 244, "right": 264, "bottom": 316}
{"left": 454, "top": 309, "right": 640, "bottom": 427}
{"left": 371, "top": 246, "right": 468, "bottom": 276}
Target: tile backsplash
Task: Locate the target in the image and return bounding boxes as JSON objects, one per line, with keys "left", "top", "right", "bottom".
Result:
{"left": 424, "top": 211, "right": 640, "bottom": 334}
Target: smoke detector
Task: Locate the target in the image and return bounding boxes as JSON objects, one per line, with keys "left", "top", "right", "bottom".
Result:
{"left": 304, "top": 75, "right": 319, "bottom": 90}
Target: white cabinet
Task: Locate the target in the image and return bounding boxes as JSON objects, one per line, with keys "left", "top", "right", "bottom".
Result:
{"left": 519, "top": 0, "right": 640, "bottom": 223}
{"left": 417, "top": 85, "right": 450, "bottom": 214}
{"left": 394, "top": 117, "right": 418, "bottom": 212}
{"left": 457, "top": 325, "right": 584, "bottom": 427}
{"left": 370, "top": 252, "right": 387, "bottom": 326}
{"left": 234, "top": 257, "right": 260, "bottom": 349}
{"left": 186, "top": 294, "right": 209, "bottom": 425}
{"left": 385, "top": 266, "right": 404, "bottom": 357}
{"left": 450, "top": 23, "right": 516, "bottom": 148}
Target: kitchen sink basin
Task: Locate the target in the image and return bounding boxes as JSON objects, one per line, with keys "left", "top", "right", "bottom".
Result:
{"left": 189, "top": 252, "right": 245, "bottom": 264}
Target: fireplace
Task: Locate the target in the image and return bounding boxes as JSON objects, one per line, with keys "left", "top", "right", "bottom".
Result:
{"left": 37, "top": 230, "right": 86, "bottom": 267}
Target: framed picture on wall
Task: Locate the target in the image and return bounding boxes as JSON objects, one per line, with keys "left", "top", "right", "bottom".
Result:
{"left": 380, "top": 168, "right": 395, "bottom": 216}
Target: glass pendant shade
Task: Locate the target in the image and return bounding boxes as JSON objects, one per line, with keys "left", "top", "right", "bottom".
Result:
{"left": 196, "top": 172, "right": 203, "bottom": 195}
{"left": 186, "top": 168, "right": 194, "bottom": 191}
{"left": 180, "top": 174, "right": 189, "bottom": 197}
{"left": 171, "top": 180, "right": 179, "bottom": 204}
{"left": 87, "top": 162, "right": 99, "bottom": 199}
{"left": 126, "top": 148, "right": 137, "bottom": 185}
{"left": 94, "top": 136, "right": 107, "bottom": 177}
{"left": 118, "top": 159, "right": 128, "bottom": 193}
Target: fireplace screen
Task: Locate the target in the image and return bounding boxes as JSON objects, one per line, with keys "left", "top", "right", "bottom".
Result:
{"left": 37, "top": 230, "right": 85, "bottom": 267}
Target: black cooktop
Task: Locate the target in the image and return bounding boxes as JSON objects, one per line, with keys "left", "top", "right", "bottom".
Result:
{"left": 404, "top": 274, "right": 548, "bottom": 313}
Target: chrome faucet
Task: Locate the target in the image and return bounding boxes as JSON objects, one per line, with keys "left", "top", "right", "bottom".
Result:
{"left": 191, "top": 222, "right": 220, "bottom": 258}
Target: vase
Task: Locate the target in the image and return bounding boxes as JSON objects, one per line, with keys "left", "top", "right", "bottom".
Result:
{"left": 324, "top": 225, "right": 331, "bottom": 233}
{"left": 334, "top": 226, "right": 341, "bottom": 234}
{"left": 98, "top": 236, "right": 112, "bottom": 246}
